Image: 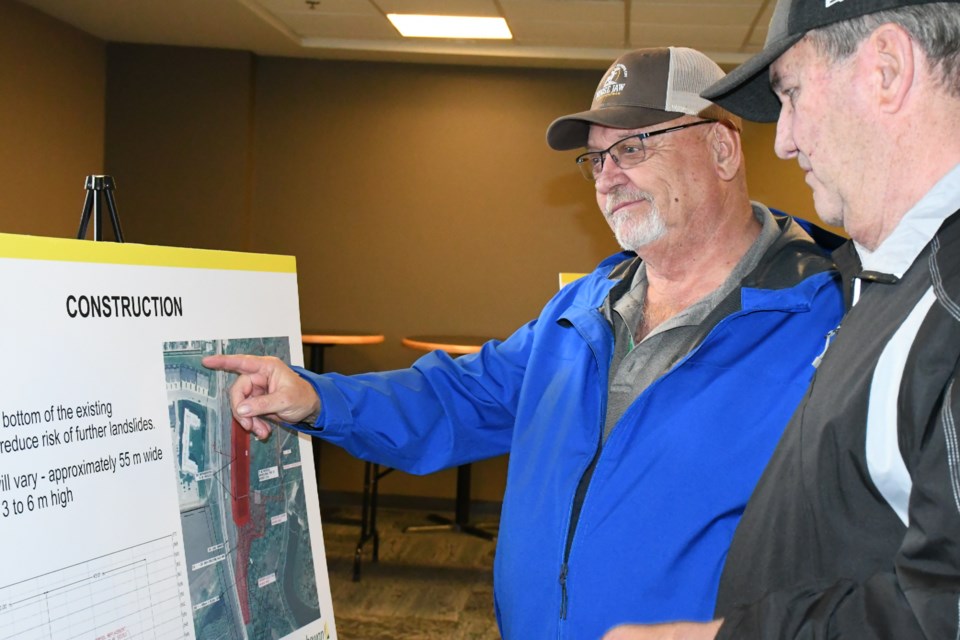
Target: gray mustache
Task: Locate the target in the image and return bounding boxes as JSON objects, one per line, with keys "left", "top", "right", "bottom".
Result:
{"left": 605, "top": 189, "right": 654, "bottom": 216}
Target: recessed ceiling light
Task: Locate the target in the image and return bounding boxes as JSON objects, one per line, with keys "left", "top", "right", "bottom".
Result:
{"left": 386, "top": 14, "right": 513, "bottom": 40}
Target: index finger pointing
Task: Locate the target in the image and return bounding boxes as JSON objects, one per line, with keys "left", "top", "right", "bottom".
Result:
{"left": 202, "top": 354, "right": 271, "bottom": 375}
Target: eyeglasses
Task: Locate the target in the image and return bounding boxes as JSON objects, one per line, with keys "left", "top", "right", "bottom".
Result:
{"left": 575, "top": 120, "right": 717, "bottom": 181}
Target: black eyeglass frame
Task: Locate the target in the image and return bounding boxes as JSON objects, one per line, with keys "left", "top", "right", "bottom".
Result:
{"left": 575, "top": 119, "right": 718, "bottom": 181}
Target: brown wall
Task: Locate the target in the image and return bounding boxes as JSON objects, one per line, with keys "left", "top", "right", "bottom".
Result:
{"left": 251, "top": 58, "right": 616, "bottom": 365}
{"left": 741, "top": 120, "right": 845, "bottom": 237}
{"left": 105, "top": 45, "right": 256, "bottom": 252}
{"left": 0, "top": 1, "right": 105, "bottom": 237}
{"left": 6, "top": 15, "right": 838, "bottom": 502}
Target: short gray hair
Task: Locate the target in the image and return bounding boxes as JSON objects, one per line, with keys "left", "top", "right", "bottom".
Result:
{"left": 807, "top": 2, "right": 960, "bottom": 97}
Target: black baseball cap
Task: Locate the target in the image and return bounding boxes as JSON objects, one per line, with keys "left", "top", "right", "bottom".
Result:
{"left": 703, "top": 0, "right": 958, "bottom": 122}
{"left": 547, "top": 47, "right": 727, "bottom": 150}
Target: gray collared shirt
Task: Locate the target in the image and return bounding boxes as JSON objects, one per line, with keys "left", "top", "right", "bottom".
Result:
{"left": 601, "top": 203, "right": 780, "bottom": 442}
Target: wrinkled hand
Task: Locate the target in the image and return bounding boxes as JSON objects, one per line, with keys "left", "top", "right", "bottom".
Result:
{"left": 202, "top": 354, "right": 321, "bottom": 441}
{"left": 602, "top": 620, "right": 723, "bottom": 640}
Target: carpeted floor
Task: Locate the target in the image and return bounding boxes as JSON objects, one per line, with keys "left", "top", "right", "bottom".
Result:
{"left": 320, "top": 506, "right": 501, "bottom": 640}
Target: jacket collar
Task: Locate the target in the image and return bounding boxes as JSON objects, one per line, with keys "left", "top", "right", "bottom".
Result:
{"left": 568, "top": 210, "right": 836, "bottom": 317}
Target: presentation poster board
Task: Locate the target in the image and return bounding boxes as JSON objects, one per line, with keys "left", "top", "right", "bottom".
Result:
{"left": 0, "top": 234, "right": 336, "bottom": 640}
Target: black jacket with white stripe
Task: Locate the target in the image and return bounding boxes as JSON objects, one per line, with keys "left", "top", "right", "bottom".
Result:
{"left": 715, "top": 210, "right": 960, "bottom": 639}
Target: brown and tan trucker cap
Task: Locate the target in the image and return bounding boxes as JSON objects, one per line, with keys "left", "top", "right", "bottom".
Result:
{"left": 546, "top": 46, "right": 727, "bottom": 151}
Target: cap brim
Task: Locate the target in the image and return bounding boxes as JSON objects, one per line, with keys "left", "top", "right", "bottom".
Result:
{"left": 701, "top": 33, "right": 802, "bottom": 123}
{"left": 546, "top": 105, "right": 684, "bottom": 150}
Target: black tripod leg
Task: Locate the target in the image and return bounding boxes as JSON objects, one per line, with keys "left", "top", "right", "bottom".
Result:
{"left": 104, "top": 190, "right": 125, "bottom": 243}
{"left": 76, "top": 190, "right": 94, "bottom": 240}
{"left": 92, "top": 188, "right": 102, "bottom": 241}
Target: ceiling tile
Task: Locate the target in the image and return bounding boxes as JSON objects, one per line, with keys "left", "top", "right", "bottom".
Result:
{"left": 372, "top": 0, "right": 501, "bottom": 16}
{"left": 633, "top": 4, "right": 762, "bottom": 26}
{"left": 501, "top": 0, "right": 625, "bottom": 23}
{"left": 758, "top": 1, "right": 775, "bottom": 21}
{"left": 747, "top": 24, "right": 768, "bottom": 48}
{"left": 512, "top": 20, "right": 625, "bottom": 48}
{"left": 746, "top": 1, "right": 774, "bottom": 48}
{"left": 252, "top": 0, "right": 382, "bottom": 15}
{"left": 630, "top": 23, "right": 750, "bottom": 50}
{"left": 250, "top": 0, "right": 395, "bottom": 39}
{"left": 284, "top": 14, "right": 399, "bottom": 39}
{"left": 632, "top": 0, "right": 763, "bottom": 6}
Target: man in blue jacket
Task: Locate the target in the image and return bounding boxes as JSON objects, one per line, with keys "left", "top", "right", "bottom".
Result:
{"left": 204, "top": 46, "right": 843, "bottom": 639}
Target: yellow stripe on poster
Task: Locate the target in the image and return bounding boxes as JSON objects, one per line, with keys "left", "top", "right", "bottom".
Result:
{"left": 559, "top": 272, "right": 587, "bottom": 289}
{"left": 0, "top": 233, "right": 296, "bottom": 273}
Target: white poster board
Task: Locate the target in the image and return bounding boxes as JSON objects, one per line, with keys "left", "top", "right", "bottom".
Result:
{"left": 0, "top": 234, "right": 336, "bottom": 640}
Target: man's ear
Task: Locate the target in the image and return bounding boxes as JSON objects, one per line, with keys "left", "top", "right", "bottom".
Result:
{"left": 866, "top": 23, "right": 916, "bottom": 114}
{"left": 712, "top": 122, "right": 742, "bottom": 181}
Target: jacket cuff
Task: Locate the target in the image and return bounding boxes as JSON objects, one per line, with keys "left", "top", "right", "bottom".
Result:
{"left": 289, "top": 365, "right": 353, "bottom": 436}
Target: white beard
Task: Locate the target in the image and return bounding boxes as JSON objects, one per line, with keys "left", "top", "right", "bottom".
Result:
{"left": 605, "top": 188, "right": 666, "bottom": 251}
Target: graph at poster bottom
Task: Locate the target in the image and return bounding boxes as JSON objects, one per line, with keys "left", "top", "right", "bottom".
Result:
{"left": 0, "top": 533, "right": 192, "bottom": 640}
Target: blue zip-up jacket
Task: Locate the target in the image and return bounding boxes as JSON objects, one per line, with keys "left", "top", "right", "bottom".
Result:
{"left": 295, "top": 214, "right": 844, "bottom": 639}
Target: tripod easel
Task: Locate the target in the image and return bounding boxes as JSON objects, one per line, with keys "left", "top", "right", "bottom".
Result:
{"left": 77, "top": 175, "right": 124, "bottom": 242}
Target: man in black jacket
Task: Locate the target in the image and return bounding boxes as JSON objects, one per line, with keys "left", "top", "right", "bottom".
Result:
{"left": 603, "top": 1, "right": 960, "bottom": 639}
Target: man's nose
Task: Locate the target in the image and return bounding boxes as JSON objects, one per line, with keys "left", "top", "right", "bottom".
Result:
{"left": 595, "top": 154, "right": 627, "bottom": 192}
{"left": 773, "top": 111, "right": 797, "bottom": 160}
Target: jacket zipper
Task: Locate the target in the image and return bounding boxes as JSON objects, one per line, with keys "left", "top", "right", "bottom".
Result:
{"left": 559, "top": 443, "right": 601, "bottom": 621}
{"left": 559, "top": 563, "right": 568, "bottom": 619}
{"left": 812, "top": 327, "right": 838, "bottom": 368}
{"left": 559, "top": 325, "right": 609, "bottom": 626}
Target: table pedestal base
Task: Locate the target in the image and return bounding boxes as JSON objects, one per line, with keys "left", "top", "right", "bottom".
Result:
{"left": 404, "top": 514, "right": 496, "bottom": 540}
{"left": 403, "top": 464, "right": 498, "bottom": 541}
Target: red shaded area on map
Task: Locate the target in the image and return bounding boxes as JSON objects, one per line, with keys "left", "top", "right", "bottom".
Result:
{"left": 230, "top": 418, "right": 264, "bottom": 624}
{"left": 231, "top": 418, "right": 251, "bottom": 527}
{"left": 230, "top": 418, "right": 286, "bottom": 626}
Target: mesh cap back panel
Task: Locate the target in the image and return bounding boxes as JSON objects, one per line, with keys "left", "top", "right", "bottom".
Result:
{"left": 665, "top": 47, "right": 724, "bottom": 116}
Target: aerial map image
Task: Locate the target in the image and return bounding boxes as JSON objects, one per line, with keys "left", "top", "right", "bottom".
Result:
{"left": 164, "top": 336, "right": 328, "bottom": 640}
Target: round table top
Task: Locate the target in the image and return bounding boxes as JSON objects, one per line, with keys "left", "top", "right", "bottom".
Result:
{"left": 401, "top": 335, "right": 491, "bottom": 355}
{"left": 302, "top": 332, "right": 385, "bottom": 346}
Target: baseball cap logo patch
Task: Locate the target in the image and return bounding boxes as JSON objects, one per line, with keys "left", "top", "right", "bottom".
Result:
{"left": 595, "top": 63, "right": 628, "bottom": 102}
{"left": 825, "top": 0, "right": 847, "bottom": 6}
